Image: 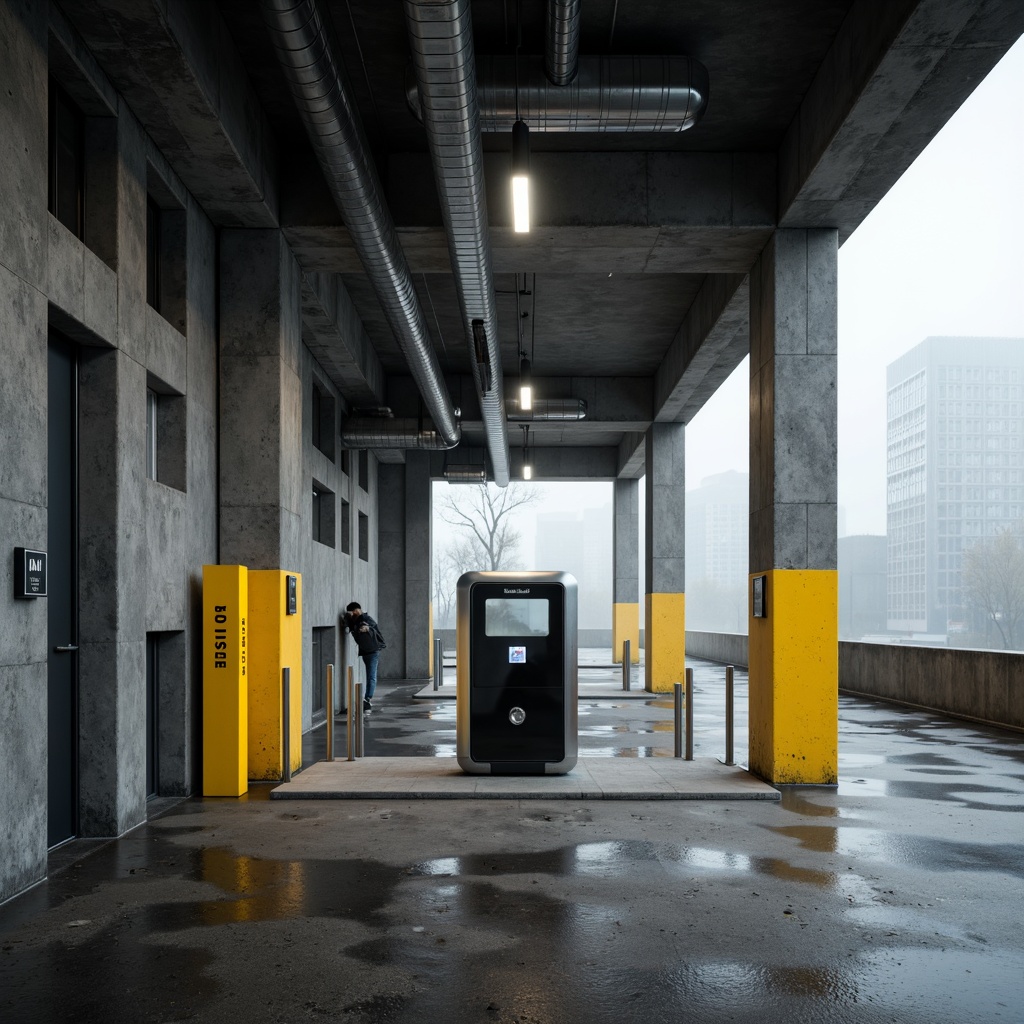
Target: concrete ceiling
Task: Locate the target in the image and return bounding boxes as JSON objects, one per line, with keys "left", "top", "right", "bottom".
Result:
{"left": 58, "top": 0, "right": 1024, "bottom": 475}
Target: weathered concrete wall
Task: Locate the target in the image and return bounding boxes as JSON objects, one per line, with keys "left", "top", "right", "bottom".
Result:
{"left": 839, "top": 643, "right": 1024, "bottom": 732}
{"left": 686, "top": 631, "right": 750, "bottom": 668}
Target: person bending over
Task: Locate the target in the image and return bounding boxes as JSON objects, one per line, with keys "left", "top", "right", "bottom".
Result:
{"left": 344, "top": 602, "right": 384, "bottom": 712}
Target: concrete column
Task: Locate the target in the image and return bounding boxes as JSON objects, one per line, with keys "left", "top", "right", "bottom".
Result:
{"left": 377, "top": 464, "right": 405, "bottom": 679}
{"left": 219, "top": 229, "right": 303, "bottom": 571}
{"left": 612, "top": 478, "right": 640, "bottom": 663}
{"left": 644, "top": 423, "right": 686, "bottom": 692}
{"left": 748, "top": 228, "right": 838, "bottom": 784}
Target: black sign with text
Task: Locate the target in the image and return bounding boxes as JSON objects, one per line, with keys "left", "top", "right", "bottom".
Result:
{"left": 14, "top": 548, "right": 47, "bottom": 599}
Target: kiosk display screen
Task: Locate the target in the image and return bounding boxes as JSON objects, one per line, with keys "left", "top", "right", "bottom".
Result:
{"left": 484, "top": 598, "right": 549, "bottom": 636}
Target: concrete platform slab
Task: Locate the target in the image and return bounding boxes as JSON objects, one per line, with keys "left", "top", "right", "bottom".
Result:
{"left": 270, "top": 756, "right": 780, "bottom": 801}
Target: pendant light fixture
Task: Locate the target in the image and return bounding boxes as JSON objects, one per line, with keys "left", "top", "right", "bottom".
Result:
{"left": 511, "top": 1, "right": 530, "bottom": 232}
{"left": 517, "top": 273, "right": 533, "bottom": 411}
{"left": 521, "top": 424, "right": 533, "bottom": 480}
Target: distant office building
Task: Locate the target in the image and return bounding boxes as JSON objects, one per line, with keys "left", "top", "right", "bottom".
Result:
{"left": 886, "top": 337, "right": 1024, "bottom": 634}
{"left": 534, "top": 504, "right": 612, "bottom": 629}
{"left": 686, "top": 470, "right": 749, "bottom": 589}
{"left": 838, "top": 535, "right": 887, "bottom": 639}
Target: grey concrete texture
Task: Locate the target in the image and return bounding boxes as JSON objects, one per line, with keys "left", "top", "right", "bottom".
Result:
{"left": 3, "top": 686, "right": 1023, "bottom": 1022}
{"left": 0, "top": 499, "right": 48, "bottom": 669}
{"left": 612, "top": 478, "right": 639, "bottom": 601}
{"left": 46, "top": 217, "right": 118, "bottom": 346}
{"left": 145, "top": 304, "right": 187, "bottom": 394}
{"left": 378, "top": 465, "right": 406, "bottom": 680}
{"left": 0, "top": 0, "right": 47, "bottom": 290}
{"left": 645, "top": 423, "right": 686, "bottom": 593}
{"left": 0, "top": 271, "right": 47, "bottom": 508}
{"left": 0, "top": 661, "right": 47, "bottom": 903}
{"left": 144, "top": 483, "right": 186, "bottom": 632}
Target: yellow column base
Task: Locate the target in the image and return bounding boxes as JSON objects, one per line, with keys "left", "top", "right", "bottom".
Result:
{"left": 202, "top": 565, "right": 248, "bottom": 797}
{"left": 248, "top": 570, "right": 303, "bottom": 781}
{"left": 612, "top": 602, "right": 640, "bottom": 663}
{"left": 644, "top": 592, "right": 685, "bottom": 692}
{"left": 748, "top": 569, "right": 838, "bottom": 784}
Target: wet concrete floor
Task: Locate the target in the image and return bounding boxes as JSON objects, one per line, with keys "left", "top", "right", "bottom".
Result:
{"left": 2, "top": 659, "right": 1022, "bottom": 1023}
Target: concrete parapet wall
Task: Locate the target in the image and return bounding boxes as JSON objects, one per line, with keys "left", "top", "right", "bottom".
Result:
{"left": 686, "top": 631, "right": 750, "bottom": 668}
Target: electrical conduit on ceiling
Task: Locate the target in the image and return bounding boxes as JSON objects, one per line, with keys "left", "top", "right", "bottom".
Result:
{"left": 403, "top": 0, "right": 511, "bottom": 487}
{"left": 261, "top": 0, "right": 461, "bottom": 448}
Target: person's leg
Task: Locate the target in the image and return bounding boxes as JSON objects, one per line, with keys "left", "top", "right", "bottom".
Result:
{"left": 363, "top": 651, "right": 379, "bottom": 702}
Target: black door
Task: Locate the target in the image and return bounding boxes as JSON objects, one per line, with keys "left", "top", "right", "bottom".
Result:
{"left": 47, "top": 334, "right": 78, "bottom": 847}
{"left": 146, "top": 636, "right": 158, "bottom": 798}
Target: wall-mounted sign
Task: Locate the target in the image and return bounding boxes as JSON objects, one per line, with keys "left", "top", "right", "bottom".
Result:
{"left": 752, "top": 574, "right": 767, "bottom": 618}
{"left": 286, "top": 574, "right": 297, "bottom": 615}
{"left": 14, "top": 548, "right": 47, "bottom": 599}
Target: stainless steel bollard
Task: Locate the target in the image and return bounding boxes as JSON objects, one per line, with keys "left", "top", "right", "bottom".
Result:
{"left": 685, "top": 667, "right": 694, "bottom": 761}
{"left": 725, "top": 665, "right": 735, "bottom": 766}
{"left": 354, "top": 681, "right": 364, "bottom": 758}
{"left": 622, "top": 639, "right": 631, "bottom": 691}
{"left": 347, "top": 666, "right": 356, "bottom": 761}
{"left": 282, "top": 667, "right": 292, "bottom": 782}
{"left": 434, "top": 636, "right": 443, "bottom": 690}
{"left": 674, "top": 682, "right": 683, "bottom": 758}
{"left": 326, "top": 663, "right": 334, "bottom": 763}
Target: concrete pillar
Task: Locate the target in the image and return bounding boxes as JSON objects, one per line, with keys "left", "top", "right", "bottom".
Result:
{"left": 644, "top": 423, "right": 686, "bottom": 692}
{"left": 612, "top": 478, "right": 640, "bottom": 663}
{"left": 748, "top": 228, "right": 839, "bottom": 785}
{"left": 377, "top": 464, "right": 405, "bottom": 680}
{"left": 218, "top": 229, "right": 303, "bottom": 571}
{"left": 404, "top": 452, "right": 432, "bottom": 681}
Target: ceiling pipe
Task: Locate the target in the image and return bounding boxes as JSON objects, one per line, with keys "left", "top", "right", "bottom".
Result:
{"left": 406, "top": 55, "right": 710, "bottom": 133}
{"left": 261, "top": 0, "right": 460, "bottom": 447}
{"left": 404, "top": 0, "right": 511, "bottom": 486}
{"left": 341, "top": 418, "right": 457, "bottom": 450}
{"left": 546, "top": 0, "right": 581, "bottom": 85}
{"left": 507, "top": 397, "right": 588, "bottom": 421}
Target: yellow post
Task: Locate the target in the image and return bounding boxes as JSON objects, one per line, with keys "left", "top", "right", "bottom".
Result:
{"left": 248, "top": 570, "right": 303, "bottom": 780}
{"left": 202, "top": 565, "right": 248, "bottom": 796}
{"left": 748, "top": 570, "right": 838, "bottom": 784}
{"left": 612, "top": 602, "right": 640, "bottom": 664}
{"left": 644, "top": 592, "right": 685, "bottom": 693}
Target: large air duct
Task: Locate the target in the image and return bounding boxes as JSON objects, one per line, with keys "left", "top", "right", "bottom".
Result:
{"left": 507, "top": 398, "right": 588, "bottom": 421}
{"left": 262, "top": 0, "right": 460, "bottom": 447}
{"left": 404, "top": 0, "right": 511, "bottom": 486}
{"left": 546, "top": 0, "right": 581, "bottom": 85}
{"left": 341, "top": 419, "right": 456, "bottom": 450}
{"left": 407, "top": 55, "right": 710, "bottom": 133}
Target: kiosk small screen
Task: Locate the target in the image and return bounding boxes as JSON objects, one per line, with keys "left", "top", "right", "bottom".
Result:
{"left": 484, "top": 598, "right": 549, "bottom": 636}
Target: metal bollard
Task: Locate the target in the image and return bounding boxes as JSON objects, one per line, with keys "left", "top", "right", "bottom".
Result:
{"left": 347, "top": 666, "right": 356, "bottom": 761}
{"left": 622, "top": 639, "right": 631, "bottom": 691}
{"left": 282, "top": 667, "right": 292, "bottom": 782}
{"left": 326, "top": 663, "right": 334, "bottom": 763}
{"left": 354, "top": 681, "right": 364, "bottom": 758}
{"left": 685, "top": 667, "right": 694, "bottom": 761}
{"left": 434, "top": 636, "right": 443, "bottom": 690}
{"left": 674, "top": 682, "right": 683, "bottom": 758}
{"left": 725, "top": 665, "right": 735, "bottom": 766}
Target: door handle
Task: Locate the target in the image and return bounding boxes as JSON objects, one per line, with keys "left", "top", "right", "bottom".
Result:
{"left": 54, "top": 645, "right": 79, "bottom": 653}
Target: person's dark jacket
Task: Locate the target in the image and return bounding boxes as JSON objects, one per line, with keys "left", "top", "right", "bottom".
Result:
{"left": 347, "top": 612, "right": 383, "bottom": 655}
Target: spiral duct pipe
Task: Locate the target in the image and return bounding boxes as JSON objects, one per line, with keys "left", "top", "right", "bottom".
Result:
{"left": 546, "top": 0, "right": 582, "bottom": 85}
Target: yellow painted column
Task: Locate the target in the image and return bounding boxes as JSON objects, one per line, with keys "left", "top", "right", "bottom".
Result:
{"left": 644, "top": 593, "right": 685, "bottom": 693}
{"left": 612, "top": 603, "right": 640, "bottom": 664}
{"left": 202, "top": 565, "right": 248, "bottom": 796}
{"left": 748, "top": 570, "right": 838, "bottom": 783}
{"left": 248, "top": 570, "right": 303, "bottom": 781}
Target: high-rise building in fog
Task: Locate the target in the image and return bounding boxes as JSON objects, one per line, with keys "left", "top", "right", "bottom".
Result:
{"left": 886, "top": 337, "right": 1024, "bottom": 634}
{"left": 534, "top": 504, "right": 612, "bottom": 629}
{"left": 838, "top": 535, "right": 887, "bottom": 639}
{"left": 686, "top": 470, "right": 748, "bottom": 588}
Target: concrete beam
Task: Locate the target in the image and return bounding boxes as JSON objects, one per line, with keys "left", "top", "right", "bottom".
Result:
{"left": 779, "top": 0, "right": 1024, "bottom": 240}
{"left": 617, "top": 432, "right": 646, "bottom": 479}
{"left": 284, "top": 152, "right": 777, "bottom": 275}
{"left": 301, "top": 272, "right": 386, "bottom": 409}
{"left": 59, "top": 0, "right": 279, "bottom": 227}
{"left": 654, "top": 274, "right": 748, "bottom": 423}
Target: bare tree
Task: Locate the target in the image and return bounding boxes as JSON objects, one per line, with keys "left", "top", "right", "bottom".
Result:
{"left": 962, "top": 527, "right": 1024, "bottom": 650}
{"left": 438, "top": 482, "right": 539, "bottom": 571}
{"left": 432, "top": 537, "right": 477, "bottom": 628}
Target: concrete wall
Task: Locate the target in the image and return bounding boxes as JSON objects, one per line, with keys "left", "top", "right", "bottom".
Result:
{"left": 0, "top": 5, "right": 380, "bottom": 904}
{"left": 685, "top": 631, "right": 750, "bottom": 668}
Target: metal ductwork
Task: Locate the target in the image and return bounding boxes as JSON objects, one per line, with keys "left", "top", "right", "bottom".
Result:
{"left": 443, "top": 465, "right": 488, "bottom": 483}
{"left": 407, "top": 55, "right": 710, "bottom": 132}
{"left": 507, "top": 397, "right": 588, "bottom": 421}
{"left": 546, "top": 0, "right": 581, "bottom": 85}
{"left": 341, "top": 418, "right": 457, "bottom": 450}
{"left": 262, "top": 0, "right": 460, "bottom": 447}
{"left": 404, "top": 0, "right": 510, "bottom": 486}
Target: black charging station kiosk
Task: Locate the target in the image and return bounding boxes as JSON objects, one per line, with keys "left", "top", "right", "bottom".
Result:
{"left": 456, "top": 571, "right": 578, "bottom": 775}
